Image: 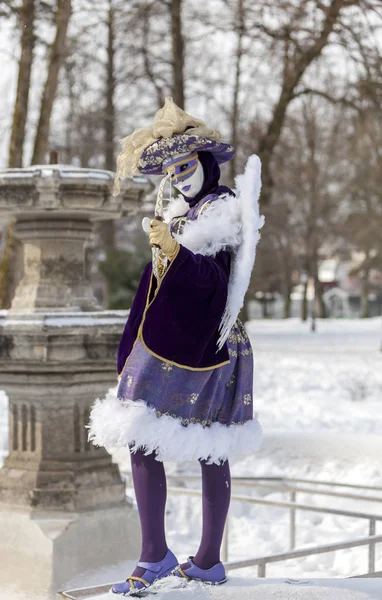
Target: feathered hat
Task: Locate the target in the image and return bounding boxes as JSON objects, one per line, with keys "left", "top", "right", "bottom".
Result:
{"left": 114, "top": 97, "right": 235, "bottom": 194}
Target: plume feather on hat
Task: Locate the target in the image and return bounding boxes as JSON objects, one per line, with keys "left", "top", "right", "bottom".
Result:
{"left": 114, "top": 97, "right": 224, "bottom": 194}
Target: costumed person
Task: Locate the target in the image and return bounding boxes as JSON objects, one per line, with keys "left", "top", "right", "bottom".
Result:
{"left": 87, "top": 97, "right": 264, "bottom": 596}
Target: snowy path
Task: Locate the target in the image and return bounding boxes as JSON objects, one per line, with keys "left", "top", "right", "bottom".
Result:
{"left": 59, "top": 576, "right": 382, "bottom": 600}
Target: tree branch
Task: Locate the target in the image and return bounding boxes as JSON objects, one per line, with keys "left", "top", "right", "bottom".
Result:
{"left": 257, "top": 0, "right": 354, "bottom": 205}
{"left": 292, "top": 87, "right": 362, "bottom": 112}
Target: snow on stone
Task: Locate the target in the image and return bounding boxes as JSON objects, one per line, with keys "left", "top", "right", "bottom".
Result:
{"left": 0, "top": 310, "right": 129, "bottom": 329}
{"left": 0, "top": 164, "right": 114, "bottom": 181}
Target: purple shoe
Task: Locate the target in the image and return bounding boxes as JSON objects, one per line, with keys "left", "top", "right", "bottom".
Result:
{"left": 111, "top": 549, "right": 179, "bottom": 596}
{"left": 174, "top": 556, "right": 227, "bottom": 585}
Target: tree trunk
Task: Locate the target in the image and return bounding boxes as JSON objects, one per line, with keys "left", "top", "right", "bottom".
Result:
{"left": 238, "top": 302, "right": 249, "bottom": 324}
{"left": 8, "top": 0, "right": 35, "bottom": 167}
{"left": 262, "top": 298, "right": 268, "bottom": 318}
{"left": 229, "top": 0, "right": 244, "bottom": 185}
{"left": 311, "top": 254, "right": 326, "bottom": 318}
{"left": 360, "top": 267, "right": 369, "bottom": 318}
{"left": 31, "top": 0, "right": 72, "bottom": 165}
{"left": 282, "top": 284, "right": 291, "bottom": 319}
{"left": 105, "top": 0, "right": 115, "bottom": 171}
{"left": 0, "top": 223, "right": 23, "bottom": 309}
{"left": 316, "top": 278, "right": 326, "bottom": 318}
{"left": 313, "top": 272, "right": 323, "bottom": 318}
{"left": 63, "top": 59, "right": 75, "bottom": 163}
{"left": 170, "top": 0, "right": 185, "bottom": 109}
{"left": 301, "top": 278, "right": 308, "bottom": 321}
{"left": 141, "top": 10, "right": 165, "bottom": 109}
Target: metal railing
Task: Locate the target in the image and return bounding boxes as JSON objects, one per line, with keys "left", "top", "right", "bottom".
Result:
{"left": 154, "top": 475, "right": 382, "bottom": 578}
{"left": 59, "top": 476, "right": 382, "bottom": 598}
{"left": 225, "top": 534, "right": 382, "bottom": 578}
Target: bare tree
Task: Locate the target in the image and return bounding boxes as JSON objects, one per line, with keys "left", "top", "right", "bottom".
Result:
{"left": 252, "top": 97, "right": 348, "bottom": 319}
{"left": 229, "top": 0, "right": 244, "bottom": 184}
{"left": 8, "top": 0, "right": 35, "bottom": 167}
{"left": 31, "top": 0, "right": 72, "bottom": 165}
{"left": 170, "top": 0, "right": 185, "bottom": 108}
{"left": 105, "top": 0, "right": 116, "bottom": 171}
{"left": 254, "top": 0, "right": 360, "bottom": 205}
{"left": 340, "top": 115, "right": 382, "bottom": 317}
{"left": 0, "top": 223, "right": 23, "bottom": 309}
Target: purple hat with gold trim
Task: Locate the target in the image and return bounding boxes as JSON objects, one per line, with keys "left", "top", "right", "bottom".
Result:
{"left": 138, "top": 132, "right": 235, "bottom": 176}
{"left": 114, "top": 97, "right": 235, "bottom": 194}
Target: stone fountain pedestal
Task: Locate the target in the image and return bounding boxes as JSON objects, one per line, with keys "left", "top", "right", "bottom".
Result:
{"left": 0, "top": 166, "right": 149, "bottom": 598}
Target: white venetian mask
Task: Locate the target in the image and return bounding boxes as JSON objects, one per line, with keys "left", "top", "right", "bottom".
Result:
{"left": 163, "top": 152, "right": 204, "bottom": 198}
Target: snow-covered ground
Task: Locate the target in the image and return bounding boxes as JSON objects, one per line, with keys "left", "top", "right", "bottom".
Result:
{"left": 1, "top": 318, "right": 382, "bottom": 598}
{"left": 115, "top": 318, "right": 382, "bottom": 581}
{"left": 59, "top": 575, "right": 382, "bottom": 600}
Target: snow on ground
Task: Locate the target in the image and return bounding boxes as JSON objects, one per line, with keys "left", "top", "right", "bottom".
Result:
{"left": 248, "top": 318, "right": 382, "bottom": 434}
{"left": 1, "top": 318, "right": 382, "bottom": 597}
{"left": 59, "top": 575, "right": 382, "bottom": 600}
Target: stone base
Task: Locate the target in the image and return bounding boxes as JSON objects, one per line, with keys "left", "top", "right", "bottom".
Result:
{"left": 0, "top": 504, "right": 141, "bottom": 600}
{"left": 0, "top": 310, "right": 130, "bottom": 512}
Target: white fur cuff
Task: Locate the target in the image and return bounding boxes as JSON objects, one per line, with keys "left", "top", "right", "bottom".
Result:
{"left": 87, "top": 386, "right": 263, "bottom": 464}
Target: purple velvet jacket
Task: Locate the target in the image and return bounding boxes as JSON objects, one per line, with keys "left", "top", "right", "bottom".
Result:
{"left": 117, "top": 244, "right": 231, "bottom": 374}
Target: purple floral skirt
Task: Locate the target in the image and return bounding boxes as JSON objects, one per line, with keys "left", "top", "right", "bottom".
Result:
{"left": 117, "top": 319, "right": 254, "bottom": 428}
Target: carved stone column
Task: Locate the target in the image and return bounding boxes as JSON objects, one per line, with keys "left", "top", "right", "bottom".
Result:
{"left": 0, "top": 166, "right": 150, "bottom": 598}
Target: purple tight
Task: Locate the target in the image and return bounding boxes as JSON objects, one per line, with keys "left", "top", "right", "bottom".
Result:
{"left": 191, "top": 458, "right": 231, "bottom": 569}
{"left": 129, "top": 449, "right": 231, "bottom": 578}
{"left": 129, "top": 450, "right": 168, "bottom": 581}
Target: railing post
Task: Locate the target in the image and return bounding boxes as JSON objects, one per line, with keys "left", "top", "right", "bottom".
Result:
{"left": 258, "top": 561, "right": 266, "bottom": 577}
{"left": 290, "top": 491, "right": 296, "bottom": 549}
{"left": 222, "top": 517, "right": 229, "bottom": 563}
{"left": 369, "top": 519, "right": 376, "bottom": 574}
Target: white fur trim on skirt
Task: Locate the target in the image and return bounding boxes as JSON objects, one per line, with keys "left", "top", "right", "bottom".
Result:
{"left": 87, "top": 385, "right": 263, "bottom": 464}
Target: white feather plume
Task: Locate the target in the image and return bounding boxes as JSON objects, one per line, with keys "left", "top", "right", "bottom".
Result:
{"left": 217, "top": 155, "right": 264, "bottom": 350}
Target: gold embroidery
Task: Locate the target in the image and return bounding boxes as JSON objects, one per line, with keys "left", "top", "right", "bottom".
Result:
{"left": 126, "top": 375, "right": 133, "bottom": 387}
{"left": 227, "top": 373, "right": 236, "bottom": 388}
{"left": 161, "top": 362, "right": 173, "bottom": 372}
{"left": 157, "top": 250, "right": 170, "bottom": 278}
{"left": 152, "top": 406, "right": 249, "bottom": 427}
{"left": 140, "top": 334, "right": 230, "bottom": 371}
{"left": 188, "top": 393, "right": 199, "bottom": 404}
{"left": 228, "top": 347, "right": 252, "bottom": 357}
{"left": 244, "top": 394, "right": 252, "bottom": 405}
{"left": 228, "top": 326, "right": 250, "bottom": 345}
{"left": 196, "top": 199, "right": 212, "bottom": 216}
{"left": 171, "top": 216, "right": 189, "bottom": 235}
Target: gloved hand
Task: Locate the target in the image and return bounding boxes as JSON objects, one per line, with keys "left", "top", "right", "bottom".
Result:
{"left": 149, "top": 219, "right": 179, "bottom": 261}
